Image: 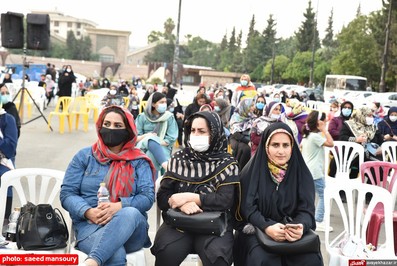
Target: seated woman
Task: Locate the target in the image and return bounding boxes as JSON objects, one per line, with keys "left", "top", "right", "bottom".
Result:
{"left": 234, "top": 122, "right": 323, "bottom": 266}
{"left": 377, "top": 106, "right": 397, "bottom": 141}
{"left": 151, "top": 111, "right": 240, "bottom": 266}
{"left": 250, "top": 101, "right": 285, "bottom": 156}
{"left": 229, "top": 98, "right": 256, "bottom": 169}
{"left": 135, "top": 92, "right": 178, "bottom": 172}
{"left": 60, "top": 106, "right": 156, "bottom": 266}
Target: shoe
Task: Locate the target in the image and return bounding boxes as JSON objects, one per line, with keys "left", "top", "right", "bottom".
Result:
{"left": 316, "top": 221, "right": 333, "bottom": 232}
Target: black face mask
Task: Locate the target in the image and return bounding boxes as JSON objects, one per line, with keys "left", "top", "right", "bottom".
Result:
{"left": 99, "top": 128, "right": 130, "bottom": 147}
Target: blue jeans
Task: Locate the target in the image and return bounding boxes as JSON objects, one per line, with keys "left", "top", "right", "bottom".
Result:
{"left": 78, "top": 207, "right": 150, "bottom": 266}
{"left": 314, "top": 178, "right": 325, "bottom": 222}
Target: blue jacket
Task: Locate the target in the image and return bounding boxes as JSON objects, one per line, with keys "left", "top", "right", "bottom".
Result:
{"left": 0, "top": 113, "right": 18, "bottom": 176}
{"left": 60, "top": 147, "right": 155, "bottom": 242}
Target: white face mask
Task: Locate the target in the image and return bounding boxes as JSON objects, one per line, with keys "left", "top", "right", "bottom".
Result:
{"left": 365, "top": 117, "right": 374, "bottom": 126}
{"left": 189, "top": 135, "right": 210, "bottom": 152}
{"left": 390, "top": 116, "right": 397, "bottom": 122}
{"left": 109, "top": 90, "right": 117, "bottom": 95}
{"left": 270, "top": 113, "right": 281, "bottom": 120}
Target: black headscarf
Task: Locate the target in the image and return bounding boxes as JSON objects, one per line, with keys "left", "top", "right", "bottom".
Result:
{"left": 165, "top": 111, "right": 237, "bottom": 184}
{"left": 239, "top": 122, "right": 315, "bottom": 232}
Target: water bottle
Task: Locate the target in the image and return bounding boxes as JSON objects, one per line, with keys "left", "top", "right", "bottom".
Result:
{"left": 97, "top": 182, "right": 110, "bottom": 204}
{"left": 6, "top": 207, "right": 20, "bottom": 242}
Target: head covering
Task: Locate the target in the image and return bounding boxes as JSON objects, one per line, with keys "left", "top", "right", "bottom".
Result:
{"left": 92, "top": 106, "right": 156, "bottom": 202}
{"left": 386, "top": 106, "right": 397, "bottom": 123}
{"left": 239, "top": 122, "right": 315, "bottom": 228}
{"left": 165, "top": 111, "right": 239, "bottom": 192}
{"left": 286, "top": 99, "right": 307, "bottom": 119}
{"left": 214, "top": 98, "right": 231, "bottom": 126}
{"left": 345, "top": 106, "right": 376, "bottom": 140}
{"left": 230, "top": 98, "right": 255, "bottom": 134}
{"left": 199, "top": 104, "right": 213, "bottom": 112}
{"left": 340, "top": 101, "right": 354, "bottom": 119}
{"left": 254, "top": 102, "right": 285, "bottom": 134}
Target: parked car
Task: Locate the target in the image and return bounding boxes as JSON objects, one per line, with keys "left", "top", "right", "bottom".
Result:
{"left": 303, "top": 87, "right": 324, "bottom": 102}
{"left": 365, "top": 92, "right": 397, "bottom": 108}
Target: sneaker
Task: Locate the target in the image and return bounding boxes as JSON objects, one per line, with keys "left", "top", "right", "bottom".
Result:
{"left": 316, "top": 221, "right": 333, "bottom": 232}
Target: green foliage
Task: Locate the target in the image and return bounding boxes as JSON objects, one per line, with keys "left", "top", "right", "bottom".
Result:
{"left": 296, "top": 0, "right": 320, "bottom": 52}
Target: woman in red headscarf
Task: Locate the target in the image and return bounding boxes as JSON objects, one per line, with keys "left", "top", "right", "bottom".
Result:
{"left": 61, "top": 105, "right": 156, "bottom": 266}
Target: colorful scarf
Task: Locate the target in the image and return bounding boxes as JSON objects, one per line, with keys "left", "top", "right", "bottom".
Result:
{"left": 92, "top": 106, "right": 156, "bottom": 202}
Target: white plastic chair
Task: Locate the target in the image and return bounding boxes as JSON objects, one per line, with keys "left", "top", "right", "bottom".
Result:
{"left": 381, "top": 141, "right": 397, "bottom": 163}
{"left": 306, "top": 100, "right": 318, "bottom": 110}
{"left": 324, "top": 179, "right": 395, "bottom": 265}
{"left": 324, "top": 141, "right": 365, "bottom": 183}
{"left": 155, "top": 176, "right": 203, "bottom": 266}
{"left": 0, "top": 168, "right": 69, "bottom": 254}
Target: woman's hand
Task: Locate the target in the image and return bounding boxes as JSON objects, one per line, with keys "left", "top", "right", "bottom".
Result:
{"left": 284, "top": 223, "right": 304, "bottom": 242}
{"left": 264, "top": 223, "right": 286, "bottom": 242}
{"left": 179, "top": 202, "right": 203, "bottom": 215}
{"left": 168, "top": 192, "right": 199, "bottom": 208}
{"left": 84, "top": 202, "right": 122, "bottom": 225}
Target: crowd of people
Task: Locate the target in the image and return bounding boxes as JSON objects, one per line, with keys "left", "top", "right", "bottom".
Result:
{"left": 3, "top": 67, "right": 394, "bottom": 265}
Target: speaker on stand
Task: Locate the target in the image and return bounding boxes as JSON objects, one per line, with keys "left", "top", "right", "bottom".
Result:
{"left": 1, "top": 12, "right": 24, "bottom": 49}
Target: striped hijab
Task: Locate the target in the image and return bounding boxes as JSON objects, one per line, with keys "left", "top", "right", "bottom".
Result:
{"left": 165, "top": 111, "right": 238, "bottom": 190}
{"left": 92, "top": 106, "right": 156, "bottom": 202}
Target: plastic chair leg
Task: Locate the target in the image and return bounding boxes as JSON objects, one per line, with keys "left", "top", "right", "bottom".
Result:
{"left": 59, "top": 116, "right": 65, "bottom": 134}
{"left": 67, "top": 116, "right": 72, "bottom": 133}
{"left": 366, "top": 215, "right": 383, "bottom": 248}
{"left": 75, "top": 114, "right": 80, "bottom": 130}
{"left": 83, "top": 115, "right": 88, "bottom": 132}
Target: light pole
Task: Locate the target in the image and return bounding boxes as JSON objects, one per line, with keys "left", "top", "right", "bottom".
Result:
{"left": 172, "top": 0, "right": 182, "bottom": 87}
{"left": 379, "top": 0, "right": 393, "bottom": 93}
{"left": 270, "top": 42, "right": 276, "bottom": 85}
{"left": 309, "top": 0, "right": 319, "bottom": 88}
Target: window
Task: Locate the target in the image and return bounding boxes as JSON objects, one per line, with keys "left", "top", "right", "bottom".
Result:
{"left": 99, "top": 55, "right": 114, "bottom": 63}
{"left": 54, "top": 30, "right": 59, "bottom": 34}
{"left": 77, "top": 23, "right": 81, "bottom": 29}
{"left": 54, "top": 21, "right": 59, "bottom": 27}
{"left": 67, "top": 22, "right": 72, "bottom": 28}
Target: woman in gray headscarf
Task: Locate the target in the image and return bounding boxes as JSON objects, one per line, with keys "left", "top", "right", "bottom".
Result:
{"left": 135, "top": 92, "right": 178, "bottom": 172}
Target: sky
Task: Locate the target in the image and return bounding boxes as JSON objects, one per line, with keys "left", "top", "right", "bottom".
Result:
{"left": 4, "top": 0, "right": 384, "bottom": 47}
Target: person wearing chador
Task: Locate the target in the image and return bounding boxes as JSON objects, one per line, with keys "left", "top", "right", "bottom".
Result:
{"left": 57, "top": 65, "right": 76, "bottom": 97}
{"left": 151, "top": 111, "right": 240, "bottom": 266}
{"left": 234, "top": 122, "right": 323, "bottom": 266}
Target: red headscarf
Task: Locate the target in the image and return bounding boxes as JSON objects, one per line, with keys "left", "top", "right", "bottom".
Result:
{"left": 92, "top": 105, "right": 156, "bottom": 202}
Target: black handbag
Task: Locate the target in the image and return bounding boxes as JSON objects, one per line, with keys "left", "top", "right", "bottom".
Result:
{"left": 16, "top": 202, "right": 69, "bottom": 250}
{"left": 163, "top": 208, "right": 227, "bottom": 236}
{"left": 255, "top": 227, "right": 320, "bottom": 255}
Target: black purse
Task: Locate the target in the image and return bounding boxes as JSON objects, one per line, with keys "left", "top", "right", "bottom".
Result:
{"left": 255, "top": 217, "right": 320, "bottom": 255}
{"left": 16, "top": 202, "right": 69, "bottom": 250}
{"left": 163, "top": 208, "right": 227, "bottom": 236}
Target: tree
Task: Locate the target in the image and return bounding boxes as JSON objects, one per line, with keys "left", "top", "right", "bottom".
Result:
{"left": 295, "top": 0, "right": 320, "bottom": 52}
{"left": 322, "top": 9, "right": 336, "bottom": 48}
{"left": 283, "top": 51, "right": 314, "bottom": 83}
{"left": 263, "top": 55, "right": 290, "bottom": 83}
{"left": 331, "top": 15, "right": 379, "bottom": 83}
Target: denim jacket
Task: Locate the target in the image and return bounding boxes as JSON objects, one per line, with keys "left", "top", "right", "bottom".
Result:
{"left": 60, "top": 147, "right": 155, "bottom": 242}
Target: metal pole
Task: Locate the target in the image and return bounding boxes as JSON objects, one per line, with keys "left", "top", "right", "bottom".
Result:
{"left": 309, "top": 0, "right": 319, "bottom": 88}
{"left": 270, "top": 43, "right": 276, "bottom": 84}
{"left": 172, "top": 0, "right": 182, "bottom": 86}
{"left": 379, "top": 0, "right": 393, "bottom": 93}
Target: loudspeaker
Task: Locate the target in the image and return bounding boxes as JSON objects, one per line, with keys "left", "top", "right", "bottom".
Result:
{"left": 1, "top": 12, "right": 24, "bottom": 49}
{"left": 27, "top": 13, "right": 50, "bottom": 50}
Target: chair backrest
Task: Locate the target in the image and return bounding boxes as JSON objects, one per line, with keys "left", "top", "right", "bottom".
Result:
{"left": 306, "top": 100, "right": 317, "bottom": 110}
{"left": 71, "top": 96, "right": 89, "bottom": 113}
{"left": 123, "top": 97, "right": 130, "bottom": 109}
{"left": 324, "top": 179, "right": 395, "bottom": 259}
{"left": 0, "top": 168, "right": 65, "bottom": 234}
{"left": 324, "top": 141, "right": 364, "bottom": 180}
{"left": 85, "top": 94, "right": 101, "bottom": 108}
{"left": 360, "top": 161, "right": 397, "bottom": 207}
{"left": 54, "top": 97, "right": 73, "bottom": 114}
{"left": 381, "top": 141, "right": 397, "bottom": 163}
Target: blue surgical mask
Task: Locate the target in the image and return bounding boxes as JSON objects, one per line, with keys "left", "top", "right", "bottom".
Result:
{"left": 156, "top": 103, "right": 167, "bottom": 114}
{"left": 273, "top": 98, "right": 280, "bottom": 103}
{"left": 1, "top": 95, "right": 10, "bottom": 104}
{"left": 241, "top": 80, "right": 248, "bottom": 86}
{"left": 214, "top": 106, "right": 221, "bottom": 112}
{"left": 341, "top": 108, "right": 352, "bottom": 117}
{"left": 168, "top": 107, "right": 175, "bottom": 113}
{"left": 256, "top": 102, "right": 265, "bottom": 110}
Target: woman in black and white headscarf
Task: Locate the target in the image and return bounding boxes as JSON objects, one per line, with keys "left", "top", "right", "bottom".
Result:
{"left": 151, "top": 111, "right": 241, "bottom": 266}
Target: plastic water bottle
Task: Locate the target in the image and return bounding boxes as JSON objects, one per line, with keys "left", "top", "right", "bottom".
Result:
{"left": 6, "top": 207, "right": 20, "bottom": 242}
{"left": 97, "top": 182, "right": 110, "bottom": 204}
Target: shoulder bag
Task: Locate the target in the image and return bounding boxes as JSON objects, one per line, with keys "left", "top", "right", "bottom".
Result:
{"left": 163, "top": 208, "right": 227, "bottom": 237}
{"left": 255, "top": 217, "right": 320, "bottom": 255}
{"left": 16, "top": 202, "right": 69, "bottom": 250}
